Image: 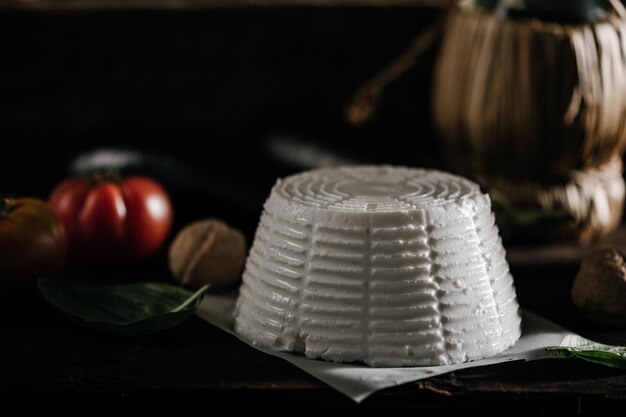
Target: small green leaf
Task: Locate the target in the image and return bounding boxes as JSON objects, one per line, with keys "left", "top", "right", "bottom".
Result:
{"left": 490, "top": 190, "right": 570, "bottom": 243}
{"left": 547, "top": 335, "right": 626, "bottom": 369}
{"left": 38, "top": 278, "right": 210, "bottom": 336}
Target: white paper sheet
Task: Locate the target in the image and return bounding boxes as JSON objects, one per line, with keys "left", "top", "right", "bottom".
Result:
{"left": 196, "top": 293, "right": 574, "bottom": 403}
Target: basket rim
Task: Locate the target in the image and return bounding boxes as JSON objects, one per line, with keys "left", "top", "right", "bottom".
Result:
{"left": 455, "top": 4, "right": 626, "bottom": 35}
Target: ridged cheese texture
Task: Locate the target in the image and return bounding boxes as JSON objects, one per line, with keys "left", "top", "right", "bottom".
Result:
{"left": 234, "top": 166, "right": 522, "bottom": 367}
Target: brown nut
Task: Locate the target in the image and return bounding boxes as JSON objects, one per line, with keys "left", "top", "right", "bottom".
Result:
{"left": 169, "top": 219, "right": 247, "bottom": 290}
{"left": 571, "top": 247, "right": 626, "bottom": 327}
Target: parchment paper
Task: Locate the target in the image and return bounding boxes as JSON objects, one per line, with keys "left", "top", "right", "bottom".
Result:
{"left": 196, "top": 293, "right": 574, "bottom": 403}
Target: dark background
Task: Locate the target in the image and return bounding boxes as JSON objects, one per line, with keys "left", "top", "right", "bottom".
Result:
{"left": 0, "top": 4, "right": 442, "bottom": 239}
{"left": 4, "top": 4, "right": 626, "bottom": 408}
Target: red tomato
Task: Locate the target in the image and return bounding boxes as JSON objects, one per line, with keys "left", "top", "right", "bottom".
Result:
{"left": 49, "top": 175, "right": 173, "bottom": 264}
{"left": 0, "top": 197, "right": 67, "bottom": 293}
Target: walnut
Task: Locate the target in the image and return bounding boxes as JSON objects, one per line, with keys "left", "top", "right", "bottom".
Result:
{"left": 571, "top": 248, "right": 626, "bottom": 327}
{"left": 169, "top": 219, "right": 247, "bottom": 290}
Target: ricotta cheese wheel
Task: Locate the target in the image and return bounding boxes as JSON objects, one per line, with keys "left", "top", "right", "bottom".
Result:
{"left": 234, "top": 166, "right": 522, "bottom": 367}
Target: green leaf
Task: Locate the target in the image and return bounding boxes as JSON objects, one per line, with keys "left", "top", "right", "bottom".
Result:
{"left": 546, "top": 335, "right": 626, "bottom": 369}
{"left": 490, "top": 190, "right": 570, "bottom": 243}
{"left": 38, "top": 278, "right": 210, "bottom": 336}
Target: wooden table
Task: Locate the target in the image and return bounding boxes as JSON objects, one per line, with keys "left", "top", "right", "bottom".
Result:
{"left": 4, "top": 233, "right": 626, "bottom": 410}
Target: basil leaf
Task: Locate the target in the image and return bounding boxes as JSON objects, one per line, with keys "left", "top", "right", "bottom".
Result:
{"left": 38, "top": 278, "right": 210, "bottom": 336}
{"left": 490, "top": 191, "right": 570, "bottom": 243}
{"left": 546, "top": 335, "right": 626, "bottom": 369}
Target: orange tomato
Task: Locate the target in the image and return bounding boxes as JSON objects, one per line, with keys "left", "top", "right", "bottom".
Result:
{"left": 0, "top": 196, "right": 67, "bottom": 293}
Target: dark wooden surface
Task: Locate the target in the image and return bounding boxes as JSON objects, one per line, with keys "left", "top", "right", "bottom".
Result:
{"left": 4, "top": 231, "right": 626, "bottom": 410}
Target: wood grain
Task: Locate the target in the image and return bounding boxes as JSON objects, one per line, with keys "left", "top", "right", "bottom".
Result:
{"left": 3, "top": 239, "right": 626, "bottom": 407}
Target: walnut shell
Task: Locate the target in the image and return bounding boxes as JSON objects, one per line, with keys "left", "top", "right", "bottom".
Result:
{"left": 169, "top": 219, "right": 247, "bottom": 290}
{"left": 571, "top": 248, "right": 626, "bottom": 327}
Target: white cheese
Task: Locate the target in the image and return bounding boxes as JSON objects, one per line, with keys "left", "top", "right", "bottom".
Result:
{"left": 234, "top": 166, "right": 522, "bottom": 367}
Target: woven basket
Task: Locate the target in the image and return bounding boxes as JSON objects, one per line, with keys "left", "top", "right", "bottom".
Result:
{"left": 432, "top": 3, "right": 626, "bottom": 245}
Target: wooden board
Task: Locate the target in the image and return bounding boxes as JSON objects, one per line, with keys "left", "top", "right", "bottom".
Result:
{"left": 3, "top": 235, "right": 626, "bottom": 409}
